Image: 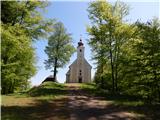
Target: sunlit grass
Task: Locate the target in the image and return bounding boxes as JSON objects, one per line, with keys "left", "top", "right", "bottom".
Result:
{"left": 28, "top": 81, "right": 67, "bottom": 97}
{"left": 2, "top": 82, "right": 67, "bottom": 106}
{"left": 2, "top": 82, "right": 159, "bottom": 120}
{"left": 1, "top": 82, "right": 69, "bottom": 120}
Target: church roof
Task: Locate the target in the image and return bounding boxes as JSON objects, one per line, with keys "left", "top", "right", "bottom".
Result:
{"left": 69, "top": 58, "right": 91, "bottom": 68}
{"left": 84, "top": 58, "right": 92, "bottom": 68}
{"left": 66, "top": 70, "right": 70, "bottom": 75}
{"left": 69, "top": 59, "right": 77, "bottom": 68}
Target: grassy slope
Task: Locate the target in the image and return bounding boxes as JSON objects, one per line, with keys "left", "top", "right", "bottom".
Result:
{"left": 1, "top": 82, "right": 69, "bottom": 120}
{"left": 80, "top": 83, "right": 160, "bottom": 120}
{"left": 2, "top": 82, "right": 160, "bottom": 120}
{"left": 28, "top": 82, "right": 67, "bottom": 97}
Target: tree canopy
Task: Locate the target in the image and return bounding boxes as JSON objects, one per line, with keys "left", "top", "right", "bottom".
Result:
{"left": 1, "top": 1, "right": 54, "bottom": 94}
{"left": 44, "top": 22, "right": 75, "bottom": 81}
{"left": 87, "top": 0, "right": 160, "bottom": 103}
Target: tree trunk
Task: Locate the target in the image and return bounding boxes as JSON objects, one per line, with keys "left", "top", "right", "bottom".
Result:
{"left": 8, "top": 80, "right": 15, "bottom": 94}
{"left": 108, "top": 22, "right": 115, "bottom": 93}
{"left": 115, "top": 45, "right": 120, "bottom": 92}
{"left": 100, "top": 62, "right": 104, "bottom": 89}
{"left": 109, "top": 25, "right": 115, "bottom": 93}
{"left": 110, "top": 50, "right": 115, "bottom": 93}
{"left": 115, "top": 63, "right": 118, "bottom": 91}
{"left": 158, "top": 86, "right": 160, "bottom": 102}
{"left": 53, "top": 57, "right": 58, "bottom": 82}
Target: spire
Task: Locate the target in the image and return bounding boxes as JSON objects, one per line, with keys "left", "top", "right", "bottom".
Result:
{"left": 78, "top": 35, "right": 84, "bottom": 47}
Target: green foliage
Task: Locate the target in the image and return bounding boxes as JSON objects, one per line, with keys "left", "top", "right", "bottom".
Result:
{"left": 87, "top": 0, "right": 160, "bottom": 103}
{"left": 1, "top": 1, "right": 54, "bottom": 94}
{"left": 120, "top": 18, "right": 160, "bottom": 102}
{"left": 87, "top": 0, "right": 135, "bottom": 92}
{"left": 44, "top": 22, "right": 75, "bottom": 80}
{"left": 1, "top": 24, "right": 36, "bottom": 94}
{"left": 1, "top": 1, "right": 54, "bottom": 40}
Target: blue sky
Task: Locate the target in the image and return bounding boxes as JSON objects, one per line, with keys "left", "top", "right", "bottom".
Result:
{"left": 31, "top": 0, "right": 159, "bottom": 86}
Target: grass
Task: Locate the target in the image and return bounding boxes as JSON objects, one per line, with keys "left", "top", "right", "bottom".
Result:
{"left": 80, "top": 83, "right": 97, "bottom": 92}
{"left": 1, "top": 95, "right": 70, "bottom": 120}
{"left": 80, "top": 83, "right": 108, "bottom": 97}
{"left": 80, "top": 83, "right": 160, "bottom": 120}
{"left": 1, "top": 82, "right": 69, "bottom": 120}
{"left": 2, "top": 82, "right": 160, "bottom": 120}
{"left": 28, "top": 81, "right": 67, "bottom": 97}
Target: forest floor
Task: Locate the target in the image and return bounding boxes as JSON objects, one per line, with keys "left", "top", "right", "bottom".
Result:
{"left": 1, "top": 82, "right": 160, "bottom": 120}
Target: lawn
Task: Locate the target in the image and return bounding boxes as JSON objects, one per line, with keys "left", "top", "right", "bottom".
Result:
{"left": 80, "top": 83, "right": 160, "bottom": 120}
{"left": 1, "top": 82, "right": 69, "bottom": 120}
{"left": 1, "top": 82, "right": 160, "bottom": 120}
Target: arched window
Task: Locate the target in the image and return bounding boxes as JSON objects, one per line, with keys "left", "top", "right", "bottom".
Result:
{"left": 80, "top": 49, "right": 82, "bottom": 52}
{"left": 79, "top": 70, "right": 82, "bottom": 76}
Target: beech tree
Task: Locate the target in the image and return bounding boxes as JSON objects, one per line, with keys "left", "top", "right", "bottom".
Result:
{"left": 1, "top": 1, "right": 54, "bottom": 94}
{"left": 87, "top": 0, "right": 136, "bottom": 92}
{"left": 121, "top": 18, "right": 160, "bottom": 102}
{"left": 87, "top": 0, "right": 160, "bottom": 103}
{"left": 44, "top": 22, "right": 75, "bottom": 81}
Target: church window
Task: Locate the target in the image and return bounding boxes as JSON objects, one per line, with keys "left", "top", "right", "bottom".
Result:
{"left": 79, "top": 70, "right": 82, "bottom": 76}
{"left": 80, "top": 49, "right": 82, "bottom": 52}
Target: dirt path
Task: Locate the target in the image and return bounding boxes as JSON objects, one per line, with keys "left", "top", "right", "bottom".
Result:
{"left": 66, "top": 84, "right": 139, "bottom": 120}
{"left": 2, "top": 84, "right": 145, "bottom": 120}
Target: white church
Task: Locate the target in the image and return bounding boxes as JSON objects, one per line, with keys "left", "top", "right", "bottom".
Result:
{"left": 66, "top": 38, "right": 92, "bottom": 83}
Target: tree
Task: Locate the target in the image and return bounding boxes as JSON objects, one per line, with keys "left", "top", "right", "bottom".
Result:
{"left": 123, "top": 18, "right": 160, "bottom": 102}
{"left": 1, "top": 1, "right": 53, "bottom": 40}
{"left": 87, "top": 0, "right": 160, "bottom": 103}
{"left": 87, "top": 0, "right": 135, "bottom": 92}
{"left": 44, "top": 22, "right": 75, "bottom": 81}
{"left": 1, "top": 1, "right": 54, "bottom": 94}
{"left": 1, "top": 24, "right": 36, "bottom": 94}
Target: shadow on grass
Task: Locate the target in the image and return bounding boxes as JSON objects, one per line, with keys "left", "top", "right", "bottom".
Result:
{"left": 105, "top": 95, "right": 160, "bottom": 119}
{"left": 80, "top": 84, "right": 160, "bottom": 120}
{"left": 68, "top": 98, "right": 140, "bottom": 120}
{"left": 69, "top": 94, "right": 160, "bottom": 120}
{"left": 1, "top": 97, "right": 70, "bottom": 120}
{"left": 2, "top": 83, "right": 160, "bottom": 120}
{"left": 2, "top": 96, "right": 160, "bottom": 120}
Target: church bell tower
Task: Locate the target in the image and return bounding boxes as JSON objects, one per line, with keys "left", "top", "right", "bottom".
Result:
{"left": 77, "top": 39, "right": 84, "bottom": 83}
{"left": 77, "top": 39, "right": 84, "bottom": 60}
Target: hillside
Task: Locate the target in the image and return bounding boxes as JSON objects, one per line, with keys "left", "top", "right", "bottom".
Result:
{"left": 2, "top": 82, "right": 160, "bottom": 120}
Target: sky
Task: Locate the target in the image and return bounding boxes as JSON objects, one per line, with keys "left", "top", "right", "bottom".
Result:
{"left": 30, "top": 0, "right": 159, "bottom": 86}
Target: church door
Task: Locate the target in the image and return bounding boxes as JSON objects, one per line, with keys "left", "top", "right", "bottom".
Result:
{"left": 78, "top": 77, "right": 82, "bottom": 83}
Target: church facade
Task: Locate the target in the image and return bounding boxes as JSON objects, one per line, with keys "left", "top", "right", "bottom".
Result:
{"left": 66, "top": 39, "right": 92, "bottom": 83}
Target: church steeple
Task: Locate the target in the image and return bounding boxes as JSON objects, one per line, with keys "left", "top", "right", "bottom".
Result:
{"left": 78, "top": 38, "right": 84, "bottom": 47}
{"left": 77, "top": 38, "right": 84, "bottom": 59}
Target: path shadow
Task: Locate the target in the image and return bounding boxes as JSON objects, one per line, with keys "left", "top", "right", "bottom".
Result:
{"left": 2, "top": 97, "right": 70, "bottom": 120}
{"left": 68, "top": 87, "right": 160, "bottom": 120}
{"left": 66, "top": 84, "right": 160, "bottom": 120}
{"left": 2, "top": 84, "right": 160, "bottom": 120}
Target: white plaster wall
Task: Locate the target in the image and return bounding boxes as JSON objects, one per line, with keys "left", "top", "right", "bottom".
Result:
{"left": 66, "top": 44, "right": 92, "bottom": 83}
